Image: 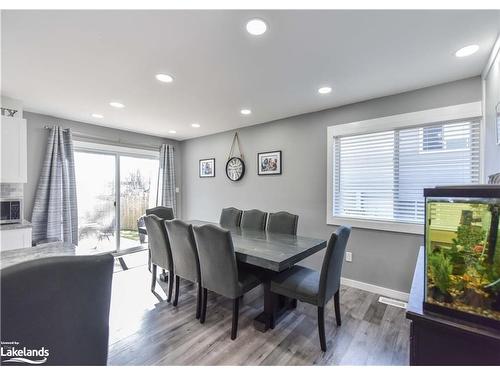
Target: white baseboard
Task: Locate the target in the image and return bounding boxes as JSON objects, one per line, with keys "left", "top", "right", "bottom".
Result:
{"left": 341, "top": 277, "right": 409, "bottom": 302}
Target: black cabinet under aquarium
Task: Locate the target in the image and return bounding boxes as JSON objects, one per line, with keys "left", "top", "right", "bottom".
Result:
{"left": 424, "top": 185, "right": 500, "bottom": 329}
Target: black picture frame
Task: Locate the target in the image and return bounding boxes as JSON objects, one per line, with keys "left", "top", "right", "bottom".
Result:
{"left": 257, "top": 151, "right": 282, "bottom": 175}
{"left": 199, "top": 158, "right": 215, "bottom": 178}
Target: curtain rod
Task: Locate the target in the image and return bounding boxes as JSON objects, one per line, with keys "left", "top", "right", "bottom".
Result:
{"left": 42, "top": 125, "right": 172, "bottom": 151}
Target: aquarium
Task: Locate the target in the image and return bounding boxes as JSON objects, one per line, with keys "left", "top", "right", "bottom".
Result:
{"left": 424, "top": 185, "right": 500, "bottom": 329}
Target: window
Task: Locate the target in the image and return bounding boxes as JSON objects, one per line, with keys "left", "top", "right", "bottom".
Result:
{"left": 327, "top": 102, "right": 482, "bottom": 234}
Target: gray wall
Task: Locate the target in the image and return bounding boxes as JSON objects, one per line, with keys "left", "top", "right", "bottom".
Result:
{"left": 484, "top": 47, "right": 500, "bottom": 179}
{"left": 180, "top": 77, "right": 482, "bottom": 294}
{"left": 23, "top": 112, "right": 181, "bottom": 221}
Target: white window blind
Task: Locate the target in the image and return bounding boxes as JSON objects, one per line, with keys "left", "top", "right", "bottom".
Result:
{"left": 332, "top": 119, "right": 480, "bottom": 225}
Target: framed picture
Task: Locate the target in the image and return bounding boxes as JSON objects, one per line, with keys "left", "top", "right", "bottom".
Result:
{"left": 258, "top": 151, "right": 282, "bottom": 175}
{"left": 199, "top": 158, "right": 215, "bottom": 178}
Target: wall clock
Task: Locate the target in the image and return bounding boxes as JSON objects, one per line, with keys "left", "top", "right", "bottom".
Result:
{"left": 226, "top": 156, "right": 245, "bottom": 181}
{"left": 226, "top": 132, "right": 245, "bottom": 182}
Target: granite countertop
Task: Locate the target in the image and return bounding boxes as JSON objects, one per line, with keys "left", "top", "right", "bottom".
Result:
{"left": 0, "top": 220, "right": 32, "bottom": 231}
{"left": 1, "top": 241, "right": 76, "bottom": 269}
{"left": 0, "top": 240, "right": 147, "bottom": 270}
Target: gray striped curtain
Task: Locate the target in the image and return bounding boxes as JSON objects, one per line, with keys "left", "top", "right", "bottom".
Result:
{"left": 32, "top": 127, "right": 78, "bottom": 245}
{"left": 157, "top": 144, "right": 177, "bottom": 216}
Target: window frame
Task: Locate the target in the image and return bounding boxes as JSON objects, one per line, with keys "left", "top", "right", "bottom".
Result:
{"left": 326, "top": 101, "right": 483, "bottom": 235}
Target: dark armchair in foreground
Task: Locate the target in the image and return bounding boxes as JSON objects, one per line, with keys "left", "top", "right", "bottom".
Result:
{"left": 1, "top": 254, "right": 114, "bottom": 365}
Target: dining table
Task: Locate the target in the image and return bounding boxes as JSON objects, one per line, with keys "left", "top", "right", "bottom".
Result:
{"left": 182, "top": 220, "right": 327, "bottom": 332}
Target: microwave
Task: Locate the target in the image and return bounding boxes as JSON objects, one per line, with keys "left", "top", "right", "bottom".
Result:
{"left": 0, "top": 199, "right": 23, "bottom": 224}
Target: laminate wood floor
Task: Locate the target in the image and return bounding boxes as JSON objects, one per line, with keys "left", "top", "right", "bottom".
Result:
{"left": 107, "top": 265, "right": 410, "bottom": 365}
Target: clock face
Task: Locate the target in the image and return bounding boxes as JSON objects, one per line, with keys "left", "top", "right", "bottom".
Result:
{"left": 226, "top": 157, "right": 245, "bottom": 181}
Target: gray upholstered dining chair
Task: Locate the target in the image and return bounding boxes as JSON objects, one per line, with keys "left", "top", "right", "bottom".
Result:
{"left": 270, "top": 226, "right": 351, "bottom": 351}
{"left": 1, "top": 254, "right": 114, "bottom": 365}
{"left": 240, "top": 209, "right": 268, "bottom": 231}
{"left": 164, "top": 219, "right": 202, "bottom": 319}
{"left": 267, "top": 211, "right": 299, "bottom": 235}
{"left": 142, "top": 206, "right": 174, "bottom": 271}
{"left": 146, "top": 206, "right": 174, "bottom": 219}
{"left": 192, "top": 224, "right": 262, "bottom": 340}
{"left": 144, "top": 214, "right": 174, "bottom": 302}
{"left": 219, "top": 207, "right": 243, "bottom": 227}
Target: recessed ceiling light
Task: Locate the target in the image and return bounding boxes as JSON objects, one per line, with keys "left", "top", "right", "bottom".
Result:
{"left": 109, "top": 102, "right": 125, "bottom": 108}
{"left": 318, "top": 86, "right": 332, "bottom": 94}
{"left": 91, "top": 113, "right": 103, "bottom": 119}
{"left": 191, "top": 123, "right": 201, "bottom": 128}
{"left": 156, "top": 73, "right": 174, "bottom": 83}
{"left": 246, "top": 19, "right": 267, "bottom": 36}
{"left": 240, "top": 109, "right": 252, "bottom": 115}
{"left": 168, "top": 130, "right": 177, "bottom": 134}
{"left": 455, "top": 45, "right": 479, "bottom": 57}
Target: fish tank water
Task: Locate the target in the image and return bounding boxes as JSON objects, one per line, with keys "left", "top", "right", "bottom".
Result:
{"left": 424, "top": 185, "right": 500, "bottom": 329}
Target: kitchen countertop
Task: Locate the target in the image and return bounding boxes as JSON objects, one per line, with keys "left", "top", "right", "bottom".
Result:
{"left": 0, "top": 241, "right": 147, "bottom": 270}
{"left": 0, "top": 220, "right": 32, "bottom": 231}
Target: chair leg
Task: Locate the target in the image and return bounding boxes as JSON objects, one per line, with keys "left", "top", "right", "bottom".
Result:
{"left": 334, "top": 290, "right": 341, "bottom": 326}
{"left": 148, "top": 249, "right": 151, "bottom": 272}
{"left": 151, "top": 264, "right": 157, "bottom": 292}
{"left": 196, "top": 283, "right": 202, "bottom": 319}
{"left": 231, "top": 297, "right": 240, "bottom": 340}
{"left": 318, "top": 306, "right": 327, "bottom": 352}
{"left": 173, "top": 275, "right": 180, "bottom": 306}
{"left": 200, "top": 288, "right": 208, "bottom": 324}
{"left": 166, "top": 270, "right": 173, "bottom": 303}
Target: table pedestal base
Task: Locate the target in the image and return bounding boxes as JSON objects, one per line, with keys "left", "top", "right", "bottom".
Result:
{"left": 253, "top": 281, "right": 297, "bottom": 332}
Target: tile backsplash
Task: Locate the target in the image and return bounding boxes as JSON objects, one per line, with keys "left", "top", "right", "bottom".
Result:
{"left": 0, "top": 183, "right": 24, "bottom": 198}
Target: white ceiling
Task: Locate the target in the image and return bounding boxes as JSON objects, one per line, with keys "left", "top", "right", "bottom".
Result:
{"left": 2, "top": 10, "right": 499, "bottom": 140}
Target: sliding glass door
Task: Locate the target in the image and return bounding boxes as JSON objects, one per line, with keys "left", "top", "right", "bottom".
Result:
{"left": 75, "top": 144, "right": 159, "bottom": 252}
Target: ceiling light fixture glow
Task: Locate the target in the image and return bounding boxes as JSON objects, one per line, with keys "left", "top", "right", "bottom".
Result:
{"left": 455, "top": 45, "right": 479, "bottom": 57}
{"left": 246, "top": 19, "right": 267, "bottom": 36}
{"left": 191, "top": 123, "right": 201, "bottom": 128}
{"left": 318, "top": 86, "right": 332, "bottom": 94}
{"left": 168, "top": 130, "right": 177, "bottom": 134}
{"left": 240, "top": 109, "right": 252, "bottom": 115}
{"left": 109, "top": 102, "right": 125, "bottom": 108}
{"left": 91, "top": 113, "right": 104, "bottom": 119}
{"left": 156, "top": 73, "right": 174, "bottom": 83}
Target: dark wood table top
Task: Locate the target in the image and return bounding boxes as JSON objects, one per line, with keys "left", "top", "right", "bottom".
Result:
{"left": 0, "top": 241, "right": 147, "bottom": 270}
{"left": 184, "top": 220, "right": 327, "bottom": 272}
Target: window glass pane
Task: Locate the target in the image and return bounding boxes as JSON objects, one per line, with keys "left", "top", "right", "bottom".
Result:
{"left": 120, "top": 156, "right": 159, "bottom": 249}
{"left": 334, "top": 131, "right": 395, "bottom": 221}
{"left": 75, "top": 151, "right": 117, "bottom": 251}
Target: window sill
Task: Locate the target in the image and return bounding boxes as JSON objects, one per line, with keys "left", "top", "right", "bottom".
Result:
{"left": 327, "top": 216, "right": 424, "bottom": 235}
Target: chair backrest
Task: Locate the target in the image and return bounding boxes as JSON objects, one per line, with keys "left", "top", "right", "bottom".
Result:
{"left": 144, "top": 214, "right": 173, "bottom": 269}
{"left": 240, "top": 209, "right": 268, "bottom": 231}
{"left": 219, "top": 207, "right": 243, "bottom": 228}
{"left": 267, "top": 211, "right": 299, "bottom": 235}
{"left": 165, "top": 219, "right": 200, "bottom": 283}
{"left": 192, "top": 224, "right": 240, "bottom": 299}
{"left": 146, "top": 206, "right": 174, "bottom": 220}
{"left": 318, "top": 226, "right": 351, "bottom": 306}
{"left": 1, "top": 254, "right": 114, "bottom": 365}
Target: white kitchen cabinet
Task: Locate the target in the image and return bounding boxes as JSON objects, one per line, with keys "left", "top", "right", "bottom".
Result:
{"left": 0, "top": 116, "right": 27, "bottom": 183}
{"left": 0, "top": 227, "right": 32, "bottom": 251}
